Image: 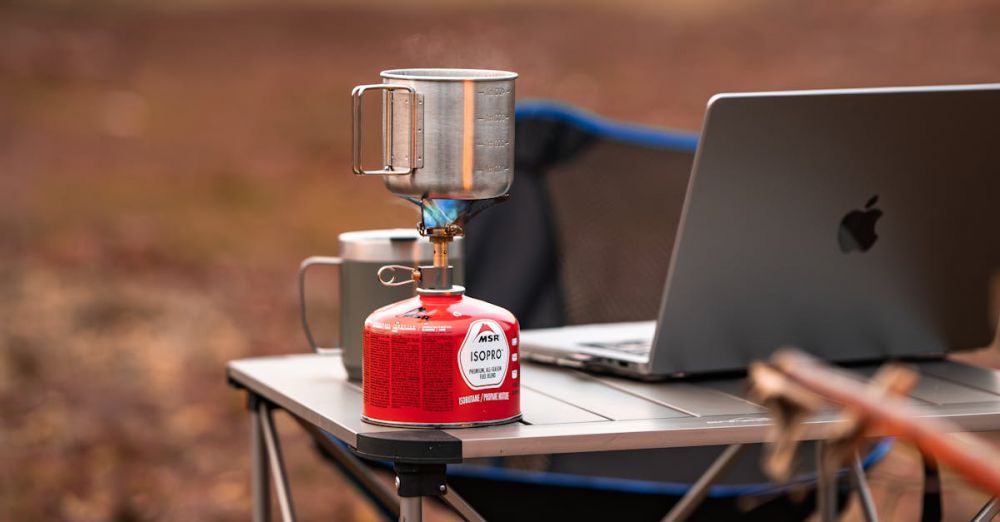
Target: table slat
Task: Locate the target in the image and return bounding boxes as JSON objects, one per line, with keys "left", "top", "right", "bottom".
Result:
{"left": 922, "top": 360, "right": 1000, "bottom": 396}
{"left": 854, "top": 366, "right": 1000, "bottom": 405}
{"left": 520, "top": 364, "right": 690, "bottom": 420}
{"left": 228, "top": 356, "right": 395, "bottom": 445}
{"left": 596, "top": 377, "right": 765, "bottom": 416}
{"left": 520, "top": 388, "right": 608, "bottom": 425}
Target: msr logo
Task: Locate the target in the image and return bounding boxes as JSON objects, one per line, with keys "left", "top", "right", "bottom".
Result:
{"left": 473, "top": 323, "right": 501, "bottom": 344}
{"left": 458, "top": 320, "right": 510, "bottom": 390}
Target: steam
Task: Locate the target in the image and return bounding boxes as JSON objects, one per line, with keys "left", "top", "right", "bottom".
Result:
{"left": 397, "top": 27, "right": 517, "bottom": 71}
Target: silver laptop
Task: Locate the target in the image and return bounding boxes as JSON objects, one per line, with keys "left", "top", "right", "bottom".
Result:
{"left": 520, "top": 84, "right": 1000, "bottom": 379}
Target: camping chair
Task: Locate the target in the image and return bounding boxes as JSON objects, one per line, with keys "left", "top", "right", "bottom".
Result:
{"left": 312, "top": 101, "right": 891, "bottom": 521}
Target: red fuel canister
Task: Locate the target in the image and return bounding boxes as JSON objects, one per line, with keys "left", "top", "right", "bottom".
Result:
{"left": 362, "top": 264, "right": 521, "bottom": 428}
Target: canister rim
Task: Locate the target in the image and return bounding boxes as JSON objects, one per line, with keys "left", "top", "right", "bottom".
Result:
{"left": 381, "top": 68, "right": 518, "bottom": 81}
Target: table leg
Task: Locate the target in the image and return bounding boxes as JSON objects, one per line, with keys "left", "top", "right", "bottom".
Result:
{"left": 440, "top": 486, "right": 487, "bottom": 522}
{"left": 816, "top": 441, "right": 837, "bottom": 522}
{"left": 295, "top": 419, "right": 400, "bottom": 519}
{"left": 394, "top": 463, "right": 450, "bottom": 522}
{"left": 399, "top": 497, "right": 422, "bottom": 522}
{"left": 250, "top": 395, "right": 271, "bottom": 522}
{"left": 972, "top": 497, "right": 1000, "bottom": 522}
{"left": 661, "top": 444, "right": 747, "bottom": 522}
{"left": 258, "top": 402, "right": 298, "bottom": 522}
{"left": 850, "top": 451, "right": 878, "bottom": 522}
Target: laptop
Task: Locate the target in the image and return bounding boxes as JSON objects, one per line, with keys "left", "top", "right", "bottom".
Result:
{"left": 520, "top": 84, "right": 1000, "bottom": 379}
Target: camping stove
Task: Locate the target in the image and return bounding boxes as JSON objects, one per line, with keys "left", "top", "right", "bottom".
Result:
{"left": 362, "top": 226, "right": 520, "bottom": 427}
{"left": 351, "top": 69, "right": 521, "bottom": 427}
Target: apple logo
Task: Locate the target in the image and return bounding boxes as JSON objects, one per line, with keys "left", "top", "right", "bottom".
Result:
{"left": 838, "top": 195, "right": 883, "bottom": 253}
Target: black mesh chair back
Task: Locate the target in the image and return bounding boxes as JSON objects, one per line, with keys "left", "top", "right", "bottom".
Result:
{"left": 465, "top": 101, "right": 697, "bottom": 328}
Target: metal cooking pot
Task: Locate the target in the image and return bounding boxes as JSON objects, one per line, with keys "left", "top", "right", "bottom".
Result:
{"left": 352, "top": 68, "right": 517, "bottom": 200}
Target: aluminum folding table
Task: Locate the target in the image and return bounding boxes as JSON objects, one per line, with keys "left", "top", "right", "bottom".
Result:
{"left": 227, "top": 353, "right": 1000, "bottom": 522}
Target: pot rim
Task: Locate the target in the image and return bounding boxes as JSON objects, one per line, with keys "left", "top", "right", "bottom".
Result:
{"left": 381, "top": 68, "right": 518, "bottom": 82}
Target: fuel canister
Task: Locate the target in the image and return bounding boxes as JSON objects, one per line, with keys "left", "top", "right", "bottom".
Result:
{"left": 362, "top": 264, "right": 521, "bottom": 427}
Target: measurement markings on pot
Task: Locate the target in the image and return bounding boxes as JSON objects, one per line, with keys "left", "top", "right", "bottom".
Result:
{"left": 478, "top": 86, "right": 512, "bottom": 96}
{"left": 476, "top": 138, "right": 510, "bottom": 148}
{"left": 477, "top": 112, "right": 510, "bottom": 122}
{"left": 476, "top": 164, "right": 510, "bottom": 174}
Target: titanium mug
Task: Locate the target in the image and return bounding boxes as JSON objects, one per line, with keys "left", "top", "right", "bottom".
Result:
{"left": 352, "top": 68, "right": 517, "bottom": 200}
{"left": 299, "top": 229, "right": 464, "bottom": 381}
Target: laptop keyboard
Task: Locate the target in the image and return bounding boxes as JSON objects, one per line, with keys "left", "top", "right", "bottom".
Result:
{"left": 579, "top": 339, "right": 652, "bottom": 355}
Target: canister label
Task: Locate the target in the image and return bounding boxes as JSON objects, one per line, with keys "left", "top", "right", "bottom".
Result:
{"left": 457, "top": 319, "right": 509, "bottom": 390}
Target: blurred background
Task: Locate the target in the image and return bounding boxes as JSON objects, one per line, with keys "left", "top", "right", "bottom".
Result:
{"left": 3, "top": 0, "right": 1000, "bottom": 520}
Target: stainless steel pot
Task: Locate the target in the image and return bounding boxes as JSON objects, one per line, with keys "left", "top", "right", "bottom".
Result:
{"left": 352, "top": 68, "right": 517, "bottom": 200}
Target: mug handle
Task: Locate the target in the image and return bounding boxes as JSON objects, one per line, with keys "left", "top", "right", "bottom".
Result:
{"left": 351, "top": 83, "right": 417, "bottom": 176}
{"left": 299, "top": 256, "right": 342, "bottom": 354}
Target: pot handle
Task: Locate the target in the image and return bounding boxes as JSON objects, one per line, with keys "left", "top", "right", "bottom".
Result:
{"left": 298, "top": 256, "right": 342, "bottom": 353}
{"left": 351, "top": 84, "right": 417, "bottom": 176}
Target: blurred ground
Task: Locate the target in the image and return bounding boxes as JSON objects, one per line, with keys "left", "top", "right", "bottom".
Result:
{"left": 3, "top": 0, "right": 1000, "bottom": 520}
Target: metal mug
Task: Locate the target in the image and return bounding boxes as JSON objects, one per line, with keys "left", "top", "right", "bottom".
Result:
{"left": 352, "top": 68, "right": 517, "bottom": 200}
{"left": 299, "top": 229, "right": 463, "bottom": 381}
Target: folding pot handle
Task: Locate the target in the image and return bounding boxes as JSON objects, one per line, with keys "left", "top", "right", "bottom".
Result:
{"left": 351, "top": 83, "right": 417, "bottom": 176}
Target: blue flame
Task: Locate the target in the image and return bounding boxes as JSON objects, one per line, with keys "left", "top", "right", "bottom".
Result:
{"left": 421, "top": 199, "right": 472, "bottom": 228}
{"left": 402, "top": 196, "right": 507, "bottom": 229}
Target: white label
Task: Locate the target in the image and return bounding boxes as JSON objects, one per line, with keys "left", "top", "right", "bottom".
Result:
{"left": 457, "top": 319, "right": 509, "bottom": 390}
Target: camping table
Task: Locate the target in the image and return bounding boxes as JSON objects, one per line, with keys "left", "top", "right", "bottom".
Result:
{"left": 227, "top": 353, "right": 1000, "bottom": 522}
